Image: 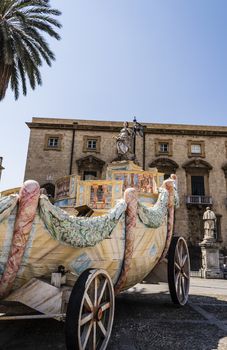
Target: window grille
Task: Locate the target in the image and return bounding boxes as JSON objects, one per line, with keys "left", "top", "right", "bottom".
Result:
{"left": 191, "top": 144, "right": 201, "bottom": 154}
{"left": 160, "top": 143, "right": 169, "bottom": 153}
{"left": 87, "top": 140, "right": 97, "bottom": 149}
{"left": 48, "top": 137, "right": 59, "bottom": 148}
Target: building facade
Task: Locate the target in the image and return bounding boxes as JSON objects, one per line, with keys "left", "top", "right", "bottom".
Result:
{"left": 25, "top": 117, "right": 227, "bottom": 267}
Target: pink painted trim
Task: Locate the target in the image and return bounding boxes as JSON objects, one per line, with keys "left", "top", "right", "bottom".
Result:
{"left": 159, "top": 176, "right": 176, "bottom": 262}
{"left": 114, "top": 188, "right": 137, "bottom": 295}
{"left": 159, "top": 206, "right": 174, "bottom": 262}
{"left": 0, "top": 180, "right": 40, "bottom": 298}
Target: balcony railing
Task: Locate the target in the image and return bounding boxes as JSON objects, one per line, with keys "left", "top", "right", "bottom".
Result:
{"left": 186, "top": 195, "right": 213, "bottom": 205}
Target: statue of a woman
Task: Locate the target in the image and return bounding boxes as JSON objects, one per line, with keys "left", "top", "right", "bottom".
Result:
{"left": 116, "top": 122, "right": 134, "bottom": 155}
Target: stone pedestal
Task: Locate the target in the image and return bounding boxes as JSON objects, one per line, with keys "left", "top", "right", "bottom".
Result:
{"left": 199, "top": 242, "right": 222, "bottom": 279}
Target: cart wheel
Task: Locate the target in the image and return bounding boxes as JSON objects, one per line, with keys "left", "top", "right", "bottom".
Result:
{"left": 168, "top": 236, "right": 190, "bottom": 306}
{"left": 65, "top": 269, "right": 115, "bottom": 350}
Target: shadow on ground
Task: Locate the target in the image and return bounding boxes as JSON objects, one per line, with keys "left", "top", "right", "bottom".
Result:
{"left": 108, "top": 289, "right": 227, "bottom": 350}
{"left": 0, "top": 290, "right": 226, "bottom": 350}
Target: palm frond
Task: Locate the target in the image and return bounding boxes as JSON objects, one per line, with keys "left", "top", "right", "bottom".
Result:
{"left": 15, "top": 0, "right": 50, "bottom": 11}
{"left": 24, "top": 26, "right": 55, "bottom": 60}
{"left": 29, "top": 15, "right": 62, "bottom": 28}
{"left": 0, "top": 0, "right": 61, "bottom": 100}
{"left": 10, "top": 59, "right": 19, "bottom": 99}
{"left": 25, "top": 7, "right": 61, "bottom": 16}
{"left": 17, "top": 58, "right": 27, "bottom": 95}
{"left": 24, "top": 19, "right": 60, "bottom": 39}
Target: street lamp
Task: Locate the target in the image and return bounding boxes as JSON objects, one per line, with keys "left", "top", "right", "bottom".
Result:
{"left": 132, "top": 117, "right": 144, "bottom": 160}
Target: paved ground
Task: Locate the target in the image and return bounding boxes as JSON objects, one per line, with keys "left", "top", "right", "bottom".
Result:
{"left": 0, "top": 278, "right": 227, "bottom": 350}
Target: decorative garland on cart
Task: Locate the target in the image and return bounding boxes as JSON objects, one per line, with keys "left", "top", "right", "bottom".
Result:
{"left": 0, "top": 176, "right": 178, "bottom": 298}
{"left": 0, "top": 194, "right": 19, "bottom": 223}
{"left": 39, "top": 195, "right": 127, "bottom": 247}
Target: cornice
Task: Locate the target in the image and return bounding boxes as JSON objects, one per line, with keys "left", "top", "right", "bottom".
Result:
{"left": 26, "top": 122, "right": 121, "bottom": 132}
{"left": 145, "top": 128, "right": 227, "bottom": 137}
{"left": 26, "top": 122, "right": 227, "bottom": 137}
{"left": 26, "top": 122, "right": 76, "bottom": 130}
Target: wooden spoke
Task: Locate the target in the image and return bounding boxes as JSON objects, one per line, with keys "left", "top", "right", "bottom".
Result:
{"left": 98, "top": 320, "right": 107, "bottom": 336}
{"left": 97, "top": 279, "right": 108, "bottom": 306}
{"left": 175, "top": 269, "right": 180, "bottom": 285}
{"left": 84, "top": 292, "right": 93, "bottom": 312}
{"left": 182, "top": 271, "right": 189, "bottom": 280}
{"left": 80, "top": 312, "right": 93, "bottom": 326}
{"left": 181, "top": 253, "right": 188, "bottom": 267}
{"left": 175, "top": 245, "right": 181, "bottom": 265}
{"left": 100, "top": 301, "right": 110, "bottom": 312}
{"left": 181, "top": 277, "right": 185, "bottom": 300}
{"left": 93, "top": 320, "right": 96, "bottom": 350}
{"left": 94, "top": 277, "right": 98, "bottom": 307}
{"left": 174, "top": 261, "right": 181, "bottom": 271}
{"left": 81, "top": 322, "right": 93, "bottom": 350}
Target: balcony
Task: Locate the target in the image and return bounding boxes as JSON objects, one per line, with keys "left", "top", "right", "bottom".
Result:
{"left": 186, "top": 195, "right": 213, "bottom": 205}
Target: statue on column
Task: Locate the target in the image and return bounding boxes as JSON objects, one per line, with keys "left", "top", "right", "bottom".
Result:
{"left": 115, "top": 119, "right": 144, "bottom": 161}
{"left": 115, "top": 122, "right": 134, "bottom": 159}
{"left": 202, "top": 207, "right": 216, "bottom": 244}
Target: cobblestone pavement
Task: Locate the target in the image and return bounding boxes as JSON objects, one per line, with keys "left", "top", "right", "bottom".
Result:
{"left": 0, "top": 278, "right": 226, "bottom": 350}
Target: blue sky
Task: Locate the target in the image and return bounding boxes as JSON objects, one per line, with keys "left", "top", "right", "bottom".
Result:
{"left": 1, "top": 0, "right": 227, "bottom": 190}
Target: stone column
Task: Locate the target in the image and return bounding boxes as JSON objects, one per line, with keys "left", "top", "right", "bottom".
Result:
{"left": 199, "top": 241, "right": 222, "bottom": 279}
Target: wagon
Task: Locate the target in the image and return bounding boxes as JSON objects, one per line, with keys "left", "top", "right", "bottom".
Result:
{"left": 0, "top": 163, "right": 190, "bottom": 350}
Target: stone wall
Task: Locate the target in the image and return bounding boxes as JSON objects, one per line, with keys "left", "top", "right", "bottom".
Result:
{"left": 71, "top": 130, "right": 119, "bottom": 176}
{"left": 24, "top": 127, "right": 73, "bottom": 186}
{"left": 24, "top": 117, "right": 227, "bottom": 252}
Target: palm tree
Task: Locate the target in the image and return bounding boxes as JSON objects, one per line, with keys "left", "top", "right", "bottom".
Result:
{"left": 0, "top": 0, "right": 61, "bottom": 100}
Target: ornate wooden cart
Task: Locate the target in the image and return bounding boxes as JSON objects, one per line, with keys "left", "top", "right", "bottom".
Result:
{"left": 0, "top": 162, "right": 190, "bottom": 350}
